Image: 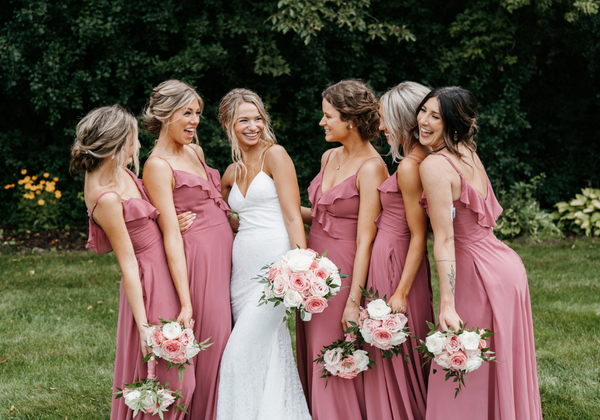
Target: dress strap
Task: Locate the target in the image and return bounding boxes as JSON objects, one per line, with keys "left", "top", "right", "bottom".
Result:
{"left": 186, "top": 144, "right": 205, "bottom": 165}
{"left": 356, "top": 156, "right": 385, "bottom": 175}
{"left": 90, "top": 191, "right": 120, "bottom": 220}
{"left": 325, "top": 149, "right": 335, "bottom": 165}
{"left": 405, "top": 155, "right": 422, "bottom": 165}
{"left": 147, "top": 155, "right": 174, "bottom": 172}
{"left": 260, "top": 145, "right": 273, "bottom": 172}
{"left": 436, "top": 153, "right": 462, "bottom": 175}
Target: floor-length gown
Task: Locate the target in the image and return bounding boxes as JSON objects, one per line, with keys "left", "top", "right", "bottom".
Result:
{"left": 87, "top": 169, "right": 195, "bottom": 420}
{"left": 150, "top": 146, "right": 234, "bottom": 420}
{"left": 296, "top": 152, "right": 382, "bottom": 420}
{"left": 363, "top": 158, "right": 434, "bottom": 420}
{"left": 420, "top": 154, "right": 542, "bottom": 420}
{"left": 216, "top": 166, "right": 311, "bottom": 420}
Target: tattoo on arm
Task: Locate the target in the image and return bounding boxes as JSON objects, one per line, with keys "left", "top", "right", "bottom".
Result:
{"left": 448, "top": 265, "right": 456, "bottom": 295}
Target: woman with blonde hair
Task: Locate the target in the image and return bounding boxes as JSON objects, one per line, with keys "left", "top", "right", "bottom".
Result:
{"left": 297, "top": 80, "right": 388, "bottom": 419}
{"left": 215, "top": 88, "right": 310, "bottom": 419}
{"left": 142, "top": 80, "right": 233, "bottom": 420}
{"left": 71, "top": 105, "right": 194, "bottom": 419}
{"left": 362, "top": 82, "right": 434, "bottom": 420}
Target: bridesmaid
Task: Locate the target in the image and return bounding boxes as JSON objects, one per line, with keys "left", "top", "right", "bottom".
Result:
{"left": 70, "top": 105, "right": 194, "bottom": 419}
{"left": 418, "top": 87, "right": 542, "bottom": 419}
{"left": 363, "top": 82, "right": 434, "bottom": 420}
{"left": 142, "top": 80, "right": 234, "bottom": 420}
{"left": 297, "top": 80, "right": 388, "bottom": 420}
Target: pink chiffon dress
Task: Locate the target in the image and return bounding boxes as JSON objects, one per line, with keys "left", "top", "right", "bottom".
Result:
{"left": 363, "top": 157, "right": 434, "bottom": 420}
{"left": 87, "top": 168, "right": 195, "bottom": 420}
{"left": 296, "top": 151, "right": 382, "bottom": 420}
{"left": 419, "top": 154, "right": 542, "bottom": 420}
{"left": 150, "top": 146, "right": 234, "bottom": 420}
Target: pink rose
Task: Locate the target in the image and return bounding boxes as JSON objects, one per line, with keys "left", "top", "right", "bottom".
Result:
{"left": 445, "top": 334, "right": 462, "bottom": 353}
{"left": 337, "top": 355, "right": 357, "bottom": 377}
{"left": 301, "top": 287, "right": 312, "bottom": 299}
{"left": 449, "top": 351, "right": 468, "bottom": 370}
{"left": 479, "top": 338, "right": 487, "bottom": 350}
{"left": 304, "top": 296, "right": 328, "bottom": 314}
{"left": 170, "top": 352, "right": 187, "bottom": 364}
{"left": 371, "top": 327, "right": 394, "bottom": 350}
{"left": 289, "top": 273, "right": 311, "bottom": 292}
{"left": 267, "top": 266, "right": 280, "bottom": 281}
{"left": 359, "top": 309, "right": 369, "bottom": 321}
{"left": 306, "top": 248, "right": 317, "bottom": 254}
{"left": 149, "top": 328, "right": 166, "bottom": 347}
{"left": 161, "top": 339, "right": 184, "bottom": 359}
{"left": 434, "top": 351, "right": 451, "bottom": 369}
{"left": 310, "top": 260, "right": 319, "bottom": 270}
{"left": 157, "top": 389, "right": 175, "bottom": 408}
{"left": 313, "top": 267, "right": 329, "bottom": 280}
{"left": 382, "top": 314, "right": 406, "bottom": 332}
{"left": 309, "top": 277, "right": 329, "bottom": 297}
{"left": 363, "top": 318, "right": 382, "bottom": 332}
{"left": 272, "top": 274, "right": 289, "bottom": 297}
{"left": 177, "top": 328, "right": 195, "bottom": 347}
{"left": 122, "top": 388, "right": 131, "bottom": 397}
{"left": 465, "top": 349, "right": 481, "bottom": 359}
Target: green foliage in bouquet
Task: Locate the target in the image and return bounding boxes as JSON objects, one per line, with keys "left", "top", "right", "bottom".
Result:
{"left": 115, "top": 378, "right": 187, "bottom": 419}
{"left": 553, "top": 188, "right": 600, "bottom": 237}
{"left": 494, "top": 174, "right": 563, "bottom": 241}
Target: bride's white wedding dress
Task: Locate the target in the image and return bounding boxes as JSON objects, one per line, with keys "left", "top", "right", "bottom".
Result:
{"left": 216, "top": 168, "right": 311, "bottom": 420}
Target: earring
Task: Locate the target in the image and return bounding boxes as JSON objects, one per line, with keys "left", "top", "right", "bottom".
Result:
{"left": 349, "top": 125, "right": 353, "bottom": 129}
{"left": 111, "top": 154, "right": 115, "bottom": 160}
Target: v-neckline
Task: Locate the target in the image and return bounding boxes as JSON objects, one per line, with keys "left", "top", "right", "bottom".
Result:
{"left": 319, "top": 166, "right": 357, "bottom": 197}
{"left": 172, "top": 158, "right": 209, "bottom": 182}
{"left": 233, "top": 170, "right": 267, "bottom": 200}
{"left": 458, "top": 174, "right": 491, "bottom": 202}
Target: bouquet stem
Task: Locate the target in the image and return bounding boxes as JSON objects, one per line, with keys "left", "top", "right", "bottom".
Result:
{"left": 147, "top": 355, "right": 156, "bottom": 380}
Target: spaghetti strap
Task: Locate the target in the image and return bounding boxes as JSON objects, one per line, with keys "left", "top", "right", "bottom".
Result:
{"left": 260, "top": 146, "right": 272, "bottom": 172}
{"left": 405, "top": 155, "right": 422, "bottom": 165}
{"left": 90, "top": 190, "right": 120, "bottom": 220}
{"left": 147, "top": 155, "right": 175, "bottom": 172}
{"left": 356, "top": 156, "right": 385, "bottom": 175}
{"left": 186, "top": 144, "right": 204, "bottom": 165}
{"left": 436, "top": 152, "right": 461, "bottom": 175}
{"left": 324, "top": 149, "right": 335, "bottom": 166}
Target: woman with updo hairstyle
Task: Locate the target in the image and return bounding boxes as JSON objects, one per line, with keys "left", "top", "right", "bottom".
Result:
{"left": 418, "top": 87, "right": 542, "bottom": 419}
{"left": 296, "top": 79, "right": 388, "bottom": 419}
{"left": 214, "top": 88, "right": 310, "bottom": 419}
{"left": 362, "top": 81, "right": 434, "bottom": 420}
{"left": 71, "top": 105, "right": 195, "bottom": 420}
{"left": 142, "top": 80, "right": 234, "bottom": 420}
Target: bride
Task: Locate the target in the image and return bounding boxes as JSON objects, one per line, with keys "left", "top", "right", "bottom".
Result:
{"left": 216, "top": 88, "right": 311, "bottom": 419}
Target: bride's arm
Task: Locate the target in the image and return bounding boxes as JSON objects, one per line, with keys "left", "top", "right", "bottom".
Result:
{"left": 265, "top": 145, "right": 307, "bottom": 249}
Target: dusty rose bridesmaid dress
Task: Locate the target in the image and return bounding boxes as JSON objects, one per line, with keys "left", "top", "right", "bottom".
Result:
{"left": 363, "top": 157, "right": 434, "bottom": 420}
{"left": 150, "top": 146, "right": 234, "bottom": 420}
{"left": 420, "top": 154, "right": 542, "bottom": 420}
{"left": 87, "top": 169, "right": 195, "bottom": 420}
{"left": 296, "top": 151, "right": 382, "bottom": 420}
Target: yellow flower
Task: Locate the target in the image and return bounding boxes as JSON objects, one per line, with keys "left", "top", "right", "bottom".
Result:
{"left": 40, "top": 180, "right": 46, "bottom": 184}
{"left": 24, "top": 183, "right": 30, "bottom": 190}
{"left": 32, "top": 175, "right": 38, "bottom": 181}
{"left": 24, "top": 176, "right": 31, "bottom": 182}
{"left": 21, "top": 169, "right": 27, "bottom": 175}
{"left": 17, "top": 179, "right": 24, "bottom": 185}
{"left": 46, "top": 184, "right": 55, "bottom": 193}
{"left": 4, "top": 184, "right": 12, "bottom": 189}
{"left": 38, "top": 199, "right": 45, "bottom": 206}
{"left": 55, "top": 191, "right": 62, "bottom": 199}
{"left": 53, "top": 177, "right": 59, "bottom": 182}
{"left": 36, "top": 190, "right": 41, "bottom": 195}
{"left": 43, "top": 173, "right": 50, "bottom": 178}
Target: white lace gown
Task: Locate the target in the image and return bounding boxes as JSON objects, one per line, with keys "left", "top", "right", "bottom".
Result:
{"left": 217, "top": 170, "right": 312, "bottom": 420}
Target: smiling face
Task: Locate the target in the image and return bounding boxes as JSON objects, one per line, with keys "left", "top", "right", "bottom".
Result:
{"left": 417, "top": 97, "right": 444, "bottom": 150}
{"left": 379, "top": 102, "right": 391, "bottom": 146}
{"left": 234, "top": 102, "right": 264, "bottom": 149}
{"left": 165, "top": 99, "right": 201, "bottom": 145}
{"left": 319, "top": 99, "right": 351, "bottom": 143}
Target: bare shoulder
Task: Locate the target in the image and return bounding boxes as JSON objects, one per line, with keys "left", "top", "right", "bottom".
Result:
{"left": 188, "top": 143, "right": 205, "bottom": 160}
{"left": 419, "top": 154, "right": 456, "bottom": 185}
{"left": 359, "top": 156, "right": 387, "bottom": 176}
{"left": 144, "top": 155, "right": 171, "bottom": 174}
{"left": 320, "top": 147, "right": 340, "bottom": 167}
{"left": 222, "top": 163, "right": 237, "bottom": 186}
{"left": 265, "top": 144, "right": 290, "bottom": 162}
{"left": 397, "top": 156, "right": 421, "bottom": 178}
{"left": 93, "top": 191, "right": 122, "bottom": 215}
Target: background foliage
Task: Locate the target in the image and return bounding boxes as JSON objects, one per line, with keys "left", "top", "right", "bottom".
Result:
{"left": 1, "top": 0, "right": 599, "bottom": 227}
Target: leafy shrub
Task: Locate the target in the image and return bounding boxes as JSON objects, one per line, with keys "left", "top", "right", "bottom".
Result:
{"left": 494, "top": 174, "right": 563, "bottom": 241}
{"left": 5, "top": 170, "right": 62, "bottom": 231}
{"left": 553, "top": 188, "right": 600, "bottom": 237}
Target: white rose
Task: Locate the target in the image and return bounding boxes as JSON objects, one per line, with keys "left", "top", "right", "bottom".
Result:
{"left": 162, "top": 322, "right": 182, "bottom": 340}
{"left": 328, "top": 272, "right": 342, "bottom": 292}
{"left": 323, "top": 349, "right": 342, "bottom": 365}
{"left": 434, "top": 353, "right": 451, "bottom": 369}
{"left": 184, "top": 343, "right": 200, "bottom": 359}
{"left": 146, "top": 326, "right": 157, "bottom": 346}
{"left": 263, "top": 283, "right": 275, "bottom": 299}
{"left": 317, "top": 256, "right": 338, "bottom": 275}
{"left": 360, "top": 327, "right": 373, "bottom": 344}
{"left": 390, "top": 331, "right": 408, "bottom": 346}
{"left": 324, "top": 362, "right": 339, "bottom": 375}
{"left": 142, "top": 390, "right": 157, "bottom": 411}
{"left": 152, "top": 345, "right": 163, "bottom": 358}
{"left": 283, "top": 290, "right": 303, "bottom": 308}
{"left": 464, "top": 355, "right": 483, "bottom": 372}
{"left": 124, "top": 390, "right": 141, "bottom": 409}
{"left": 310, "top": 278, "right": 329, "bottom": 297}
{"left": 367, "top": 299, "right": 392, "bottom": 320}
{"left": 353, "top": 350, "right": 370, "bottom": 371}
{"left": 459, "top": 331, "right": 481, "bottom": 351}
{"left": 272, "top": 274, "right": 290, "bottom": 297}
{"left": 286, "top": 249, "right": 316, "bottom": 272}
{"left": 425, "top": 331, "right": 445, "bottom": 355}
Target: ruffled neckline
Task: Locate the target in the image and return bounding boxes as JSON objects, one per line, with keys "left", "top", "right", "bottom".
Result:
{"left": 378, "top": 171, "right": 399, "bottom": 195}
{"left": 173, "top": 166, "right": 231, "bottom": 217}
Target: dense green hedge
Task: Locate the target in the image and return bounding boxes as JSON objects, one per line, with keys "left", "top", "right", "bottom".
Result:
{"left": 1, "top": 0, "right": 599, "bottom": 227}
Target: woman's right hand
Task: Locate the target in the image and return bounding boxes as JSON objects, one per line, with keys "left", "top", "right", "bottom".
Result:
{"left": 438, "top": 305, "right": 462, "bottom": 331}
{"left": 139, "top": 326, "right": 152, "bottom": 357}
{"left": 177, "top": 304, "right": 194, "bottom": 330}
{"left": 177, "top": 211, "right": 196, "bottom": 232}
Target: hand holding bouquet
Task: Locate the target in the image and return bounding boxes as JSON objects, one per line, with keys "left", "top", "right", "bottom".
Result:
{"left": 415, "top": 321, "right": 496, "bottom": 397}
{"left": 145, "top": 318, "right": 213, "bottom": 381}
{"left": 257, "top": 248, "right": 347, "bottom": 321}
{"left": 116, "top": 356, "right": 187, "bottom": 419}
{"left": 314, "top": 335, "right": 375, "bottom": 386}
{"left": 346, "top": 287, "right": 411, "bottom": 360}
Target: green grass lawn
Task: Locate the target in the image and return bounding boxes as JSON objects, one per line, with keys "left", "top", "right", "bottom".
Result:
{"left": 1, "top": 238, "right": 599, "bottom": 419}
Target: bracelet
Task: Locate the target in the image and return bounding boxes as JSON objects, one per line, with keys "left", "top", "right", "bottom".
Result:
{"left": 348, "top": 295, "right": 360, "bottom": 308}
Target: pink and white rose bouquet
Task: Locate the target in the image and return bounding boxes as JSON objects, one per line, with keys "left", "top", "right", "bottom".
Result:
{"left": 144, "top": 318, "right": 212, "bottom": 381}
{"left": 415, "top": 321, "right": 496, "bottom": 397}
{"left": 257, "top": 248, "right": 347, "bottom": 321}
{"left": 314, "top": 335, "right": 376, "bottom": 386}
{"left": 116, "top": 356, "right": 187, "bottom": 419}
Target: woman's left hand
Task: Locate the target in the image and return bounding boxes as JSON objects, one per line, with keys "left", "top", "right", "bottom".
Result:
{"left": 177, "top": 304, "right": 194, "bottom": 330}
{"left": 388, "top": 292, "right": 408, "bottom": 314}
{"left": 341, "top": 299, "right": 361, "bottom": 334}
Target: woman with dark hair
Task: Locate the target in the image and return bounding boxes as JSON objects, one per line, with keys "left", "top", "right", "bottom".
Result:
{"left": 142, "top": 80, "right": 233, "bottom": 420}
{"left": 418, "top": 87, "right": 542, "bottom": 419}
{"left": 362, "top": 82, "right": 434, "bottom": 420}
{"left": 71, "top": 105, "right": 194, "bottom": 419}
{"left": 297, "top": 80, "right": 388, "bottom": 419}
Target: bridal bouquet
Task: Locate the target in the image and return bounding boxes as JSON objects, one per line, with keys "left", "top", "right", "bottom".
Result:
{"left": 346, "top": 287, "right": 410, "bottom": 360}
{"left": 415, "top": 321, "right": 496, "bottom": 397}
{"left": 314, "top": 335, "right": 375, "bottom": 385}
{"left": 144, "top": 318, "right": 213, "bottom": 381}
{"left": 115, "top": 356, "right": 187, "bottom": 419}
{"left": 257, "top": 248, "right": 347, "bottom": 321}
